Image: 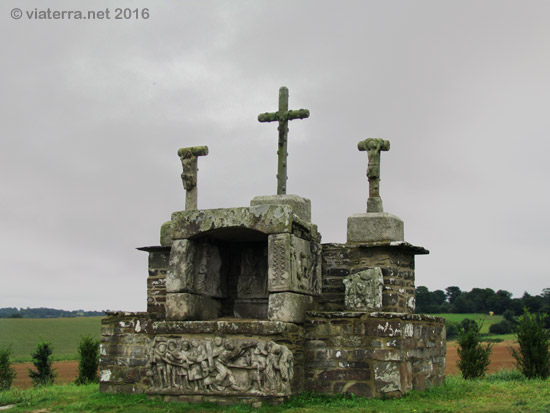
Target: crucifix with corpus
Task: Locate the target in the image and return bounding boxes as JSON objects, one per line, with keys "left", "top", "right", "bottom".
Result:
{"left": 258, "top": 87, "right": 310, "bottom": 195}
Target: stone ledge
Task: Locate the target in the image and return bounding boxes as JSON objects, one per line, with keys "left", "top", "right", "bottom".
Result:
{"left": 322, "top": 242, "right": 429, "bottom": 255}
{"left": 305, "top": 311, "right": 445, "bottom": 323}
{"left": 103, "top": 316, "right": 303, "bottom": 335}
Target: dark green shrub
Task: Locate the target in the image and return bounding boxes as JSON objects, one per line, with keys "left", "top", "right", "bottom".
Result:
{"left": 75, "top": 335, "right": 100, "bottom": 384}
{"left": 445, "top": 320, "right": 459, "bottom": 339}
{"left": 510, "top": 309, "right": 550, "bottom": 379}
{"left": 489, "top": 320, "right": 516, "bottom": 335}
{"left": 28, "top": 341, "right": 56, "bottom": 386}
{"left": 0, "top": 345, "right": 16, "bottom": 390}
{"left": 457, "top": 320, "right": 492, "bottom": 379}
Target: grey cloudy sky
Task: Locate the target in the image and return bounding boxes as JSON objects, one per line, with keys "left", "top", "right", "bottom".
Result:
{"left": 1, "top": 1, "right": 549, "bottom": 311}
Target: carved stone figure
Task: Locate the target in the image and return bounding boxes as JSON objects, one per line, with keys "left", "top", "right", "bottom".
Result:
{"left": 357, "top": 138, "right": 390, "bottom": 213}
{"left": 147, "top": 337, "right": 293, "bottom": 395}
{"left": 343, "top": 267, "right": 384, "bottom": 311}
{"left": 178, "top": 145, "right": 209, "bottom": 210}
{"left": 237, "top": 247, "right": 268, "bottom": 298}
{"left": 258, "top": 87, "right": 310, "bottom": 195}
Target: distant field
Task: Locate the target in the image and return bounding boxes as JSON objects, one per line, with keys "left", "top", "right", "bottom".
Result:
{"left": 430, "top": 313, "right": 516, "bottom": 341}
{"left": 0, "top": 317, "right": 102, "bottom": 362}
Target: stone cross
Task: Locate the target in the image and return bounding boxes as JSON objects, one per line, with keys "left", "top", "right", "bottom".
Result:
{"left": 178, "top": 145, "right": 209, "bottom": 210}
{"left": 357, "top": 138, "right": 390, "bottom": 213}
{"left": 258, "top": 86, "right": 310, "bottom": 195}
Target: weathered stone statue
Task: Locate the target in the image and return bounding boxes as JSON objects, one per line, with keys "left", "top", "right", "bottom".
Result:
{"left": 258, "top": 87, "right": 310, "bottom": 195}
{"left": 178, "top": 146, "right": 209, "bottom": 210}
{"left": 357, "top": 138, "right": 390, "bottom": 213}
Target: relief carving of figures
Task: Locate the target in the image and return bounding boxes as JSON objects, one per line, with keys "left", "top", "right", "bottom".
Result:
{"left": 194, "top": 240, "right": 222, "bottom": 297}
{"left": 343, "top": 267, "right": 383, "bottom": 311}
{"left": 147, "top": 336, "right": 293, "bottom": 395}
{"left": 238, "top": 247, "right": 268, "bottom": 298}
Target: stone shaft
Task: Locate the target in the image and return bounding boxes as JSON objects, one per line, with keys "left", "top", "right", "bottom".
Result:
{"left": 258, "top": 87, "right": 310, "bottom": 195}
{"left": 357, "top": 138, "right": 390, "bottom": 213}
{"left": 178, "top": 145, "right": 208, "bottom": 210}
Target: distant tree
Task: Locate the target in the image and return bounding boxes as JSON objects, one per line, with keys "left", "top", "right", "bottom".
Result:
{"left": 510, "top": 309, "right": 550, "bottom": 379}
{"left": 75, "top": 336, "right": 100, "bottom": 384}
{"left": 503, "top": 309, "right": 516, "bottom": 323}
{"left": 432, "top": 290, "right": 447, "bottom": 306}
{"left": 0, "top": 345, "right": 16, "bottom": 390}
{"left": 452, "top": 295, "right": 475, "bottom": 313}
{"left": 445, "top": 321, "right": 459, "bottom": 339}
{"left": 521, "top": 292, "right": 543, "bottom": 313}
{"left": 445, "top": 286, "right": 462, "bottom": 304}
{"left": 28, "top": 341, "right": 56, "bottom": 386}
{"left": 8, "top": 314, "right": 22, "bottom": 318}
{"left": 487, "top": 290, "right": 513, "bottom": 315}
{"left": 456, "top": 320, "right": 492, "bottom": 379}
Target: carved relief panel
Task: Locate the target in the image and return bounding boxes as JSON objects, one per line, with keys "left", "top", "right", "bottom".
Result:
{"left": 147, "top": 336, "right": 293, "bottom": 396}
{"left": 237, "top": 246, "right": 268, "bottom": 299}
{"left": 268, "top": 234, "right": 321, "bottom": 295}
{"left": 343, "top": 267, "right": 383, "bottom": 311}
{"left": 166, "top": 239, "right": 222, "bottom": 298}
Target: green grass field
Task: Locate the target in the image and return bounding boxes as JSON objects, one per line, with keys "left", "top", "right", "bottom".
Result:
{"left": 1, "top": 372, "right": 549, "bottom": 412}
{"left": 429, "top": 313, "right": 516, "bottom": 341}
{"left": 0, "top": 317, "right": 102, "bottom": 362}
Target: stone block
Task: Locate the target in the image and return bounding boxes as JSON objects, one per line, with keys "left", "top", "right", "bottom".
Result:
{"left": 233, "top": 299, "right": 269, "bottom": 319}
{"left": 166, "top": 240, "right": 195, "bottom": 293}
{"left": 268, "top": 234, "right": 321, "bottom": 295}
{"left": 171, "top": 206, "right": 294, "bottom": 239}
{"left": 160, "top": 221, "right": 172, "bottom": 246}
{"left": 343, "top": 268, "right": 383, "bottom": 311}
{"left": 165, "top": 293, "right": 220, "bottom": 321}
{"left": 268, "top": 292, "right": 313, "bottom": 323}
{"left": 346, "top": 212, "right": 404, "bottom": 243}
{"left": 250, "top": 194, "right": 311, "bottom": 222}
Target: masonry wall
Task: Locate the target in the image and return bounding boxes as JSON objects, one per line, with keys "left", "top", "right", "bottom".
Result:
{"left": 100, "top": 313, "right": 305, "bottom": 404}
{"left": 142, "top": 247, "right": 170, "bottom": 319}
{"left": 320, "top": 244, "right": 420, "bottom": 313}
{"left": 304, "top": 312, "right": 446, "bottom": 397}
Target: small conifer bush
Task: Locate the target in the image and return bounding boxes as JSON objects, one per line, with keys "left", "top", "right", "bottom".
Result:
{"left": 510, "top": 309, "right": 550, "bottom": 379}
{"left": 75, "top": 335, "right": 100, "bottom": 384}
{"left": 457, "top": 320, "right": 492, "bottom": 379}
{"left": 0, "top": 345, "right": 16, "bottom": 390}
{"left": 28, "top": 341, "right": 56, "bottom": 386}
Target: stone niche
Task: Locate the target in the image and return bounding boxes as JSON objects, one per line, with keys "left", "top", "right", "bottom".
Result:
{"left": 163, "top": 199, "right": 322, "bottom": 324}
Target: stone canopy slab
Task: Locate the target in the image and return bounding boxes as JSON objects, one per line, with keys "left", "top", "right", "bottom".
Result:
{"left": 170, "top": 205, "right": 296, "bottom": 240}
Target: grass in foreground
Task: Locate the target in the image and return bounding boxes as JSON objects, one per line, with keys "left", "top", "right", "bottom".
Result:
{"left": 0, "top": 317, "right": 102, "bottom": 362}
{"left": 1, "top": 371, "right": 549, "bottom": 412}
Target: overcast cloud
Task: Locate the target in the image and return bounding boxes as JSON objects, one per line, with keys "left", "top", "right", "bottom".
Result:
{"left": 1, "top": 1, "right": 549, "bottom": 311}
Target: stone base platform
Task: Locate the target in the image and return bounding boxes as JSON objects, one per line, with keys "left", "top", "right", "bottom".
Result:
{"left": 304, "top": 311, "right": 446, "bottom": 397}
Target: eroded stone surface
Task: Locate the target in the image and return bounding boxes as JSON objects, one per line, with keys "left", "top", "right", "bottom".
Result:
{"left": 251, "top": 195, "right": 311, "bottom": 222}
{"left": 165, "top": 293, "right": 220, "bottom": 321}
{"left": 268, "top": 292, "right": 313, "bottom": 323}
{"left": 343, "top": 268, "right": 383, "bottom": 311}
{"left": 171, "top": 206, "right": 294, "bottom": 240}
{"left": 268, "top": 234, "right": 321, "bottom": 295}
{"left": 347, "top": 213, "right": 404, "bottom": 243}
{"left": 148, "top": 336, "right": 293, "bottom": 396}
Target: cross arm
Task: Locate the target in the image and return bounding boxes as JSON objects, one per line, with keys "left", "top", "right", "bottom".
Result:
{"left": 178, "top": 146, "right": 209, "bottom": 158}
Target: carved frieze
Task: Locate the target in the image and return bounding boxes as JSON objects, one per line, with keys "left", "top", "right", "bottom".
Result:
{"left": 147, "top": 336, "right": 293, "bottom": 395}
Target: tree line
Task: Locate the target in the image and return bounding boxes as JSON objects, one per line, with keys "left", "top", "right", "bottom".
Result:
{"left": 415, "top": 286, "right": 550, "bottom": 315}
{"left": 0, "top": 307, "right": 105, "bottom": 318}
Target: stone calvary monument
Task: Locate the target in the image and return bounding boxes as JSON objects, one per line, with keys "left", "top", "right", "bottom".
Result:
{"left": 100, "top": 87, "right": 446, "bottom": 405}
